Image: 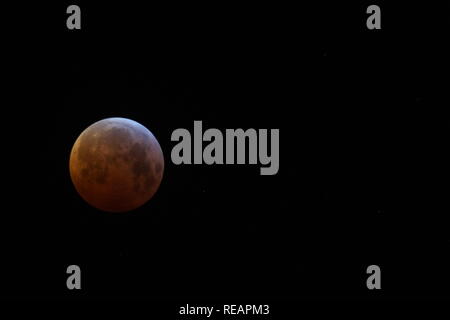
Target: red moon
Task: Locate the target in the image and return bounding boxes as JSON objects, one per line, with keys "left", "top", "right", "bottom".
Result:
{"left": 69, "top": 118, "right": 164, "bottom": 212}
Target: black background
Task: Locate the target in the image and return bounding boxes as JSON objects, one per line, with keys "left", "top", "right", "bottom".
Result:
{"left": 2, "top": 0, "right": 449, "bottom": 314}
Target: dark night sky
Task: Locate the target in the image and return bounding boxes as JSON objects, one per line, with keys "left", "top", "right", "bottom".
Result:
{"left": 1, "top": 1, "right": 449, "bottom": 312}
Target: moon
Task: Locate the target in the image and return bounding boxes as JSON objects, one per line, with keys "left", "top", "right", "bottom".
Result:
{"left": 69, "top": 117, "right": 164, "bottom": 212}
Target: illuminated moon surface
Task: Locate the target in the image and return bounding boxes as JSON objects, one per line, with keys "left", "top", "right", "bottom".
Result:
{"left": 69, "top": 118, "right": 164, "bottom": 212}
